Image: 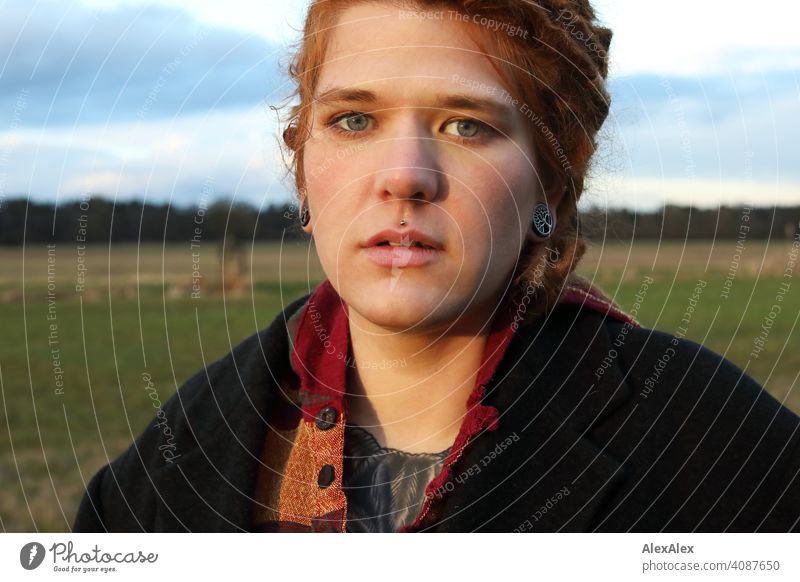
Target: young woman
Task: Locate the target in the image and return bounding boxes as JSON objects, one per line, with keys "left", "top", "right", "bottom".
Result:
{"left": 74, "top": 0, "right": 800, "bottom": 533}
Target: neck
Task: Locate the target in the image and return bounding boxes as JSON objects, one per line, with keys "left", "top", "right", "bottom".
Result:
{"left": 344, "top": 305, "right": 498, "bottom": 454}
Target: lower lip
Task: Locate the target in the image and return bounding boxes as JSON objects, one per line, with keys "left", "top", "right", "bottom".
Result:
{"left": 362, "top": 245, "right": 443, "bottom": 268}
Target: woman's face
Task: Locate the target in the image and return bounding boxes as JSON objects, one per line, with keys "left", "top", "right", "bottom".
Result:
{"left": 302, "top": 3, "right": 556, "bottom": 333}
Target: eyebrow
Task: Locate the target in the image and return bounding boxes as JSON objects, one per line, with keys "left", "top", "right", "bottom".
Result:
{"left": 314, "top": 86, "right": 515, "bottom": 119}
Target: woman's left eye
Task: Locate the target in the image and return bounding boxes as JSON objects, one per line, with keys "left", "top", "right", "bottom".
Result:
{"left": 443, "top": 119, "right": 491, "bottom": 140}
{"left": 329, "top": 112, "right": 372, "bottom": 133}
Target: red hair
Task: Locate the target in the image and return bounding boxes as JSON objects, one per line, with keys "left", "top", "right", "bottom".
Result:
{"left": 281, "top": 0, "right": 613, "bottom": 323}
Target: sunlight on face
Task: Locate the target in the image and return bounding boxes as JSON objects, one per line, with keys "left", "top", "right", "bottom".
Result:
{"left": 303, "top": 3, "right": 543, "bottom": 333}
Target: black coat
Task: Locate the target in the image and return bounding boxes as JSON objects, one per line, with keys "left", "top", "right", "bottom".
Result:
{"left": 73, "top": 293, "right": 800, "bottom": 532}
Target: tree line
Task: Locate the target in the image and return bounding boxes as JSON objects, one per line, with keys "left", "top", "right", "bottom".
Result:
{"left": 580, "top": 205, "right": 800, "bottom": 241}
{"left": 1, "top": 197, "right": 798, "bottom": 245}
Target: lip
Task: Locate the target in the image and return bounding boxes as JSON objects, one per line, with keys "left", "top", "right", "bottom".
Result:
{"left": 361, "top": 229, "right": 442, "bottom": 250}
{"left": 362, "top": 245, "right": 443, "bottom": 268}
{"left": 360, "top": 228, "right": 445, "bottom": 269}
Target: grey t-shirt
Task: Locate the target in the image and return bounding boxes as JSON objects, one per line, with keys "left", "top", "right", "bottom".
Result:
{"left": 342, "top": 422, "right": 450, "bottom": 532}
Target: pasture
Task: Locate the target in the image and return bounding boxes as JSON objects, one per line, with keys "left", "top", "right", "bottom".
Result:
{"left": 0, "top": 240, "right": 797, "bottom": 531}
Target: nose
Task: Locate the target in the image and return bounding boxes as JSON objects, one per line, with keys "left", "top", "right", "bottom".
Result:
{"left": 373, "top": 121, "right": 440, "bottom": 203}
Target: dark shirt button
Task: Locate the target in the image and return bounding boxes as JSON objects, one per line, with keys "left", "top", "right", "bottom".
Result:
{"left": 318, "top": 464, "right": 335, "bottom": 488}
{"left": 315, "top": 407, "right": 338, "bottom": 430}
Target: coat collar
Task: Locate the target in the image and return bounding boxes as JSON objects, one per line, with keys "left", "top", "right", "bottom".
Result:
{"left": 412, "top": 300, "right": 635, "bottom": 531}
{"left": 284, "top": 278, "right": 523, "bottom": 531}
{"left": 155, "top": 278, "right": 637, "bottom": 531}
{"left": 153, "top": 293, "right": 308, "bottom": 531}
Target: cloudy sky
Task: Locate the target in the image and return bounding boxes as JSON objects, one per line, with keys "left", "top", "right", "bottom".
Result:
{"left": 0, "top": 0, "right": 798, "bottom": 211}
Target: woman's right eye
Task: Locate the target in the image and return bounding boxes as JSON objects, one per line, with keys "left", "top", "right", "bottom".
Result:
{"left": 328, "top": 112, "right": 372, "bottom": 134}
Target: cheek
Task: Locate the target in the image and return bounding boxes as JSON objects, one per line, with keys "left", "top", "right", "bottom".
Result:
{"left": 303, "top": 146, "right": 335, "bottom": 201}
{"left": 303, "top": 151, "right": 353, "bottom": 229}
{"left": 304, "top": 140, "right": 372, "bottom": 200}
{"left": 458, "top": 159, "right": 536, "bottom": 247}
{"left": 302, "top": 147, "right": 368, "bottom": 266}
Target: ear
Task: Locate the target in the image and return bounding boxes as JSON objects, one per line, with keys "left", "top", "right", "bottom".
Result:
{"left": 283, "top": 123, "right": 298, "bottom": 151}
{"left": 525, "top": 184, "right": 567, "bottom": 244}
{"left": 547, "top": 182, "right": 569, "bottom": 210}
{"left": 301, "top": 211, "right": 313, "bottom": 235}
{"left": 298, "top": 189, "right": 313, "bottom": 234}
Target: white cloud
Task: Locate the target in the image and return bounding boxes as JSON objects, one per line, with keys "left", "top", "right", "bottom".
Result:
{"left": 597, "top": 73, "right": 800, "bottom": 211}
{"left": 80, "top": 0, "right": 800, "bottom": 77}
{"left": 0, "top": 106, "right": 293, "bottom": 206}
{"left": 583, "top": 175, "right": 800, "bottom": 212}
{"left": 4, "top": 0, "right": 794, "bottom": 210}
{"left": 79, "top": 0, "right": 309, "bottom": 45}
{"left": 579, "top": 0, "right": 800, "bottom": 76}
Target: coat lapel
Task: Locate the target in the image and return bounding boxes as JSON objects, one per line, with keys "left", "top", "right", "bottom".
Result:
{"left": 420, "top": 303, "right": 634, "bottom": 532}
{"left": 154, "top": 293, "right": 311, "bottom": 531}
{"left": 149, "top": 285, "right": 634, "bottom": 532}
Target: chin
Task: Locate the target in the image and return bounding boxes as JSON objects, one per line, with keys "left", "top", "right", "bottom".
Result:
{"left": 348, "top": 285, "right": 452, "bottom": 330}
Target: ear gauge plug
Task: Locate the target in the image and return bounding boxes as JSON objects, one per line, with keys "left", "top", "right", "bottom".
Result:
{"left": 531, "top": 202, "right": 554, "bottom": 238}
{"left": 299, "top": 199, "right": 310, "bottom": 227}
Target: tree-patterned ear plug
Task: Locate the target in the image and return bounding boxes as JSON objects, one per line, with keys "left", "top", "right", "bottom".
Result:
{"left": 532, "top": 202, "right": 554, "bottom": 238}
{"left": 299, "top": 199, "right": 310, "bottom": 227}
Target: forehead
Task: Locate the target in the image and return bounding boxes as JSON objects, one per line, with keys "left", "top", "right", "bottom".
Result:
{"left": 317, "top": 3, "right": 509, "bottom": 97}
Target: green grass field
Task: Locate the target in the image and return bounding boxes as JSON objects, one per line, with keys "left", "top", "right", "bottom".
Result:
{"left": 1, "top": 240, "right": 797, "bottom": 531}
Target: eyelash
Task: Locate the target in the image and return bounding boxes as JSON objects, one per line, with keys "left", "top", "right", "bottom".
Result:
{"left": 325, "top": 112, "right": 496, "bottom": 145}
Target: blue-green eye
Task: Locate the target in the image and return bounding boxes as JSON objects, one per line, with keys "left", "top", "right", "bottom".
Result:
{"left": 444, "top": 119, "right": 484, "bottom": 139}
{"left": 331, "top": 112, "right": 370, "bottom": 133}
